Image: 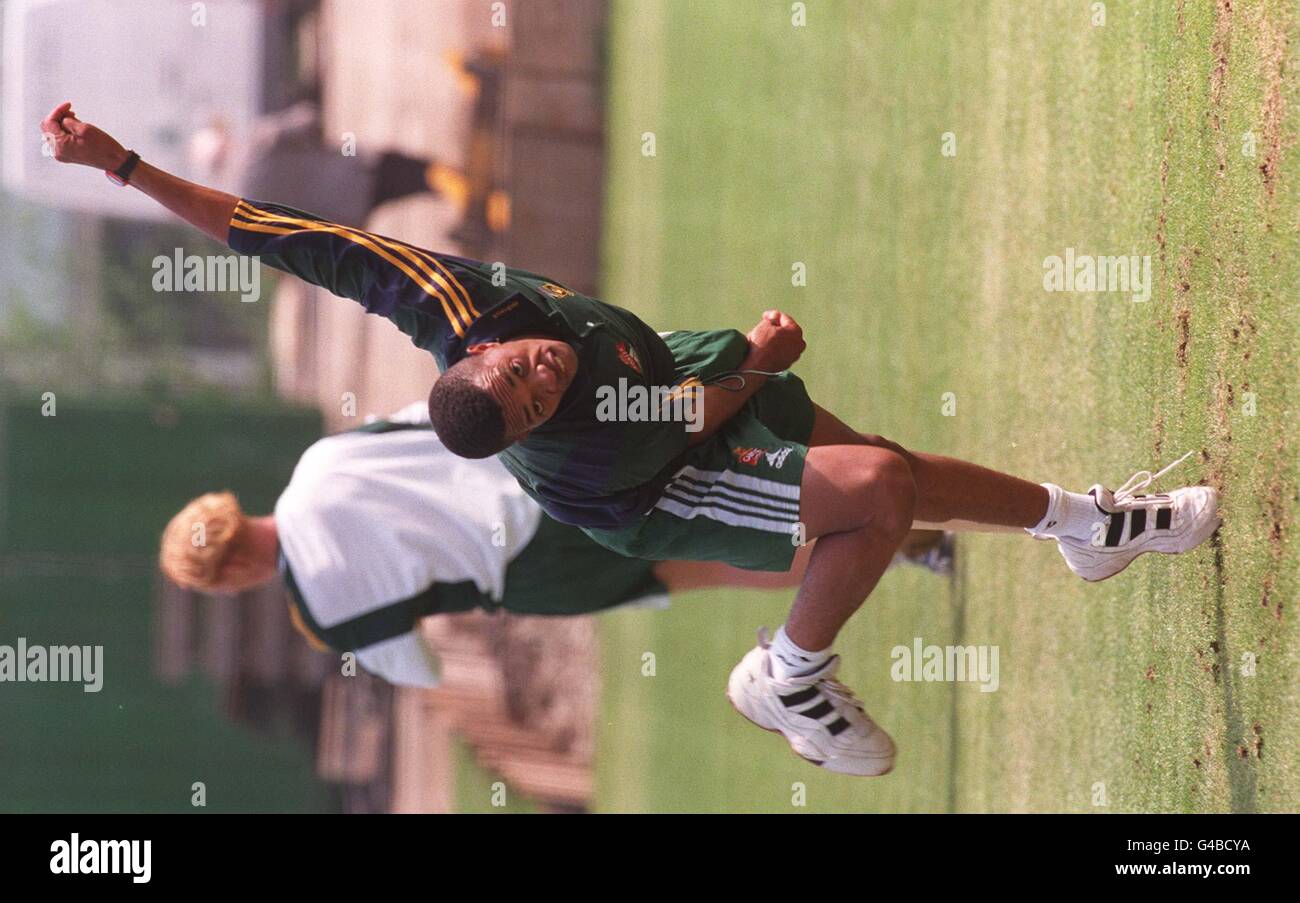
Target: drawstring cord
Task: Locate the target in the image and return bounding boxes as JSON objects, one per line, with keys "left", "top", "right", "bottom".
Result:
{"left": 1113, "top": 449, "right": 1197, "bottom": 506}
{"left": 701, "top": 369, "right": 788, "bottom": 392}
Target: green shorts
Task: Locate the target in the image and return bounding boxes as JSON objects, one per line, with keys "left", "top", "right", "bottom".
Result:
{"left": 584, "top": 330, "right": 816, "bottom": 573}
{"left": 500, "top": 515, "right": 668, "bottom": 615}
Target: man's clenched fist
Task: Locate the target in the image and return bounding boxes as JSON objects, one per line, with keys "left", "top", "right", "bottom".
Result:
{"left": 40, "top": 101, "right": 129, "bottom": 171}
{"left": 745, "top": 309, "right": 806, "bottom": 372}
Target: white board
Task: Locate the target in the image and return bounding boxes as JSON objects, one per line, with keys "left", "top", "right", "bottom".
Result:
{"left": 2, "top": 0, "right": 265, "bottom": 219}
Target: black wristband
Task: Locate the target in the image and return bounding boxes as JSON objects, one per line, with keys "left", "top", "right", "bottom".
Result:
{"left": 106, "top": 150, "right": 140, "bottom": 186}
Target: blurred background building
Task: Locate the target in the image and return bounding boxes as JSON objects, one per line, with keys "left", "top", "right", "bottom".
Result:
{"left": 0, "top": 0, "right": 608, "bottom": 813}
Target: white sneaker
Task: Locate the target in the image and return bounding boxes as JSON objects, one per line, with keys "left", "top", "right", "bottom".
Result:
{"left": 726, "top": 628, "right": 896, "bottom": 776}
{"left": 1043, "top": 452, "right": 1221, "bottom": 582}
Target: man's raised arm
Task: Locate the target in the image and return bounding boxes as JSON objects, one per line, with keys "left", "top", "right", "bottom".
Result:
{"left": 41, "top": 102, "right": 483, "bottom": 354}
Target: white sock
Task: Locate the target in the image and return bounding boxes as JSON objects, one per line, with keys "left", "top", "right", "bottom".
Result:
{"left": 768, "top": 625, "right": 831, "bottom": 680}
{"left": 1027, "top": 483, "right": 1106, "bottom": 541}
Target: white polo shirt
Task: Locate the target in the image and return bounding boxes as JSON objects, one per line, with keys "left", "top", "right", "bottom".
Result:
{"left": 273, "top": 404, "right": 542, "bottom": 687}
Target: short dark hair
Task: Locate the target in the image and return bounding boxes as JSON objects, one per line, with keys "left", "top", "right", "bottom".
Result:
{"left": 427, "top": 360, "right": 510, "bottom": 459}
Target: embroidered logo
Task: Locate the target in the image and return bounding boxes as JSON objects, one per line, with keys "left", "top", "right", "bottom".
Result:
{"left": 733, "top": 447, "right": 764, "bottom": 466}
{"left": 539, "top": 282, "right": 573, "bottom": 299}
{"left": 765, "top": 447, "right": 793, "bottom": 469}
{"left": 616, "top": 342, "right": 643, "bottom": 375}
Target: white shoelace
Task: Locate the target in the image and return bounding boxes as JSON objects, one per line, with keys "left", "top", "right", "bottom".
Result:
{"left": 757, "top": 628, "right": 867, "bottom": 718}
{"left": 813, "top": 663, "right": 866, "bottom": 715}
{"left": 760, "top": 629, "right": 864, "bottom": 713}
{"left": 1112, "top": 449, "right": 1196, "bottom": 507}
{"left": 820, "top": 680, "right": 865, "bottom": 715}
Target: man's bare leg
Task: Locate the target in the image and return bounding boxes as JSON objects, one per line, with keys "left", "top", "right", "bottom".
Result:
{"left": 729, "top": 408, "right": 1218, "bottom": 776}
{"left": 651, "top": 529, "right": 946, "bottom": 593}
{"left": 725, "top": 440, "right": 917, "bottom": 776}
{"left": 652, "top": 544, "right": 811, "bottom": 592}
{"left": 783, "top": 443, "right": 916, "bottom": 649}
{"left": 777, "top": 407, "right": 1052, "bottom": 651}
{"left": 807, "top": 405, "right": 1049, "bottom": 529}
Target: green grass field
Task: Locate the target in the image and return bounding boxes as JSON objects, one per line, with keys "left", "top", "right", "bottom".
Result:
{"left": 595, "top": 0, "right": 1298, "bottom": 812}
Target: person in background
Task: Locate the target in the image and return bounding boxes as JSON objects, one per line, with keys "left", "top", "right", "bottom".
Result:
{"left": 188, "top": 101, "right": 472, "bottom": 227}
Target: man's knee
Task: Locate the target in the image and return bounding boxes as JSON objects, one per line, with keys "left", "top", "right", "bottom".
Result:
{"left": 857, "top": 448, "right": 917, "bottom": 536}
{"left": 858, "top": 433, "right": 911, "bottom": 459}
{"left": 800, "top": 444, "right": 916, "bottom": 538}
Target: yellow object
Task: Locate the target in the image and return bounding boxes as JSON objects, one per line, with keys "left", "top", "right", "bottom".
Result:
{"left": 442, "top": 50, "right": 481, "bottom": 98}
{"left": 428, "top": 163, "right": 470, "bottom": 213}
{"left": 287, "top": 601, "right": 332, "bottom": 653}
{"left": 487, "top": 190, "right": 512, "bottom": 233}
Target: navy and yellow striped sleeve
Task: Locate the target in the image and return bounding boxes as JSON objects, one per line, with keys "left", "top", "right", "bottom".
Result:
{"left": 227, "top": 199, "right": 486, "bottom": 364}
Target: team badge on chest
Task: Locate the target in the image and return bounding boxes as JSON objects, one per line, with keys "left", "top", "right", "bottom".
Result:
{"left": 616, "top": 341, "right": 643, "bottom": 375}
{"left": 539, "top": 282, "right": 573, "bottom": 299}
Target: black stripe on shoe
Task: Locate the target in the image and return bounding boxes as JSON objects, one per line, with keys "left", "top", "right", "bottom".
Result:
{"left": 800, "top": 700, "right": 835, "bottom": 721}
{"left": 780, "top": 687, "right": 820, "bottom": 708}
{"left": 826, "top": 717, "right": 852, "bottom": 737}
{"left": 1105, "top": 512, "right": 1127, "bottom": 547}
{"left": 1129, "top": 508, "right": 1146, "bottom": 539}
{"left": 1156, "top": 507, "right": 1172, "bottom": 530}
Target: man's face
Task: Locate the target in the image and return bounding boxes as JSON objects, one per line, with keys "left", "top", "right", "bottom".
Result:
{"left": 468, "top": 336, "right": 579, "bottom": 439}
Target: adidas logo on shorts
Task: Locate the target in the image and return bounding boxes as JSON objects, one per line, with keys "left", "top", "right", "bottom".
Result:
{"left": 765, "top": 447, "right": 792, "bottom": 469}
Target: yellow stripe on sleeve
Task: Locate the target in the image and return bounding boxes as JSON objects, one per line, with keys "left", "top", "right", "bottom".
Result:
{"left": 233, "top": 202, "right": 474, "bottom": 335}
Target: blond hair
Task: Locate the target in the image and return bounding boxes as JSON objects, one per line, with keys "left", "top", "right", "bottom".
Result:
{"left": 159, "top": 491, "right": 247, "bottom": 590}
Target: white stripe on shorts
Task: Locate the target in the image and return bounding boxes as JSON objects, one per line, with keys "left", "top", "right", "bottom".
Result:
{"left": 655, "top": 465, "right": 801, "bottom": 534}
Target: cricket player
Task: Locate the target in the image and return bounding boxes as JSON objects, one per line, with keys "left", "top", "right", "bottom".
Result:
{"left": 159, "top": 402, "right": 953, "bottom": 686}
{"left": 49, "top": 103, "right": 1220, "bottom": 776}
